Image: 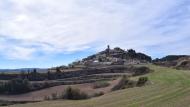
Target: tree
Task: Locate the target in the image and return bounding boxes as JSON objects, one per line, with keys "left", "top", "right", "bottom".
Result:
{"left": 7, "top": 78, "right": 30, "bottom": 94}
{"left": 56, "top": 67, "right": 62, "bottom": 79}
{"left": 27, "top": 70, "right": 30, "bottom": 79}
{"left": 98, "top": 57, "right": 103, "bottom": 62}
{"left": 30, "top": 69, "right": 38, "bottom": 81}
{"left": 127, "top": 49, "right": 136, "bottom": 58}
{"left": 47, "top": 70, "right": 51, "bottom": 80}
{"left": 62, "top": 87, "right": 88, "bottom": 100}
{"left": 20, "top": 70, "right": 26, "bottom": 79}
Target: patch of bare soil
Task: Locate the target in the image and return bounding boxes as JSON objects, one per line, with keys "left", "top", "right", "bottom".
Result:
{"left": 0, "top": 78, "right": 121, "bottom": 102}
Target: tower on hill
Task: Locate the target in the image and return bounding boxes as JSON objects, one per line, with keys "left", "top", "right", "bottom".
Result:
{"left": 107, "top": 45, "right": 110, "bottom": 50}
{"left": 106, "top": 45, "right": 110, "bottom": 57}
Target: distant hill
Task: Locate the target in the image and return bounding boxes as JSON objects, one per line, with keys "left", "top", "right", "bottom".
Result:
{"left": 153, "top": 55, "right": 188, "bottom": 62}
{"left": 153, "top": 55, "right": 190, "bottom": 70}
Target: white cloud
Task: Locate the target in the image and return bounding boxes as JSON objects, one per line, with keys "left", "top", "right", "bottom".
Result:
{"left": 0, "top": 0, "right": 190, "bottom": 60}
{"left": 5, "top": 46, "right": 36, "bottom": 60}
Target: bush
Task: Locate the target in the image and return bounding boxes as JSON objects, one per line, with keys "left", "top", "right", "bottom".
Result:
{"left": 0, "top": 83, "right": 7, "bottom": 93}
{"left": 62, "top": 87, "right": 88, "bottom": 100}
{"left": 44, "top": 95, "right": 51, "bottom": 100}
{"left": 112, "top": 76, "right": 129, "bottom": 91}
{"left": 93, "top": 81, "right": 110, "bottom": 89}
{"left": 0, "top": 78, "right": 31, "bottom": 94}
{"left": 9, "top": 78, "right": 30, "bottom": 94}
{"left": 125, "top": 80, "right": 137, "bottom": 88}
{"left": 51, "top": 93, "right": 59, "bottom": 100}
{"left": 93, "top": 91, "right": 104, "bottom": 97}
{"left": 133, "top": 67, "right": 151, "bottom": 76}
{"left": 137, "top": 77, "right": 148, "bottom": 86}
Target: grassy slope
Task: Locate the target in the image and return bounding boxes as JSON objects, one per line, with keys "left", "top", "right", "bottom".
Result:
{"left": 8, "top": 65, "right": 190, "bottom": 107}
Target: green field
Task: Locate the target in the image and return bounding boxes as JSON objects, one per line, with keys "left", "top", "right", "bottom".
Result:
{"left": 8, "top": 65, "right": 190, "bottom": 107}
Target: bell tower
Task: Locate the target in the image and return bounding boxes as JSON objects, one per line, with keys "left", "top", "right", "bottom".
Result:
{"left": 107, "top": 45, "right": 110, "bottom": 51}
{"left": 106, "top": 45, "right": 110, "bottom": 57}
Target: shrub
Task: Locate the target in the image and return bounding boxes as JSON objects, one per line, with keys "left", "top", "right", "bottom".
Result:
{"left": 133, "top": 67, "right": 151, "bottom": 76}
{"left": 44, "top": 95, "right": 51, "bottom": 100}
{"left": 125, "top": 80, "right": 137, "bottom": 88}
{"left": 0, "top": 83, "right": 7, "bottom": 93}
{"left": 51, "top": 93, "right": 59, "bottom": 100}
{"left": 93, "top": 91, "right": 104, "bottom": 97}
{"left": 12, "top": 79, "right": 29, "bottom": 93}
{"left": 137, "top": 77, "right": 148, "bottom": 86}
{"left": 112, "top": 76, "right": 129, "bottom": 91}
{"left": 3, "top": 78, "right": 31, "bottom": 94}
{"left": 62, "top": 87, "right": 88, "bottom": 100}
{"left": 93, "top": 81, "right": 110, "bottom": 89}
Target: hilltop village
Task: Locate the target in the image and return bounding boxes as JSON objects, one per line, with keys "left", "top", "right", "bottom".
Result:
{"left": 63, "top": 45, "right": 152, "bottom": 69}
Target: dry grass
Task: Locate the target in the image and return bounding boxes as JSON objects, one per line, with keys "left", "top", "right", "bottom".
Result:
{"left": 7, "top": 64, "right": 190, "bottom": 107}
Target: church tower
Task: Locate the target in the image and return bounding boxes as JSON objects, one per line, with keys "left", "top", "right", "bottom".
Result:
{"left": 106, "top": 45, "right": 110, "bottom": 57}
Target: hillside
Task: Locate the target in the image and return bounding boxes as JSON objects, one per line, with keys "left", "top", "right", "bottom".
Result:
{"left": 67, "top": 46, "right": 152, "bottom": 68}
{"left": 175, "top": 57, "right": 190, "bottom": 70}
{"left": 0, "top": 68, "right": 47, "bottom": 73}
{"left": 153, "top": 55, "right": 190, "bottom": 70}
{"left": 0, "top": 47, "right": 190, "bottom": 107}
{"left": 7, "top": 64, "right": 190, "bottom": 107}
{"left": 0, "top": 47, "right": 153, "bottom": 106}
{"left": 0, "top": 65, "right": 151, "bottom": 103}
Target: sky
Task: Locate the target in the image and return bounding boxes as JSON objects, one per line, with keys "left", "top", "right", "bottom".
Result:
{"left": 0, "top": 0, "right": 190, "bottom": 69}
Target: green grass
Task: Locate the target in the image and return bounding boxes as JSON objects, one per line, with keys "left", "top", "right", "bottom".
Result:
{"left": 8, "top": 65, "right": 190, "bottom": 107}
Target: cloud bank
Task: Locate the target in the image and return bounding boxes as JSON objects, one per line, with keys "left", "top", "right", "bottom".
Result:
{"left": 0, "top": 0, "right": 190, "bottom": 61}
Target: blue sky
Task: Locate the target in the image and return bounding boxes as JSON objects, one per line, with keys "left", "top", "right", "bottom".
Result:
{"left": 0, "top": 0, "right": 190, "bottom": 69}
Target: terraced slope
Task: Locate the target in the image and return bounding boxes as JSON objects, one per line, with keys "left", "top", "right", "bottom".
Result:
{"left": 8, "top": 65, "right": 190, "bottom": 107}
